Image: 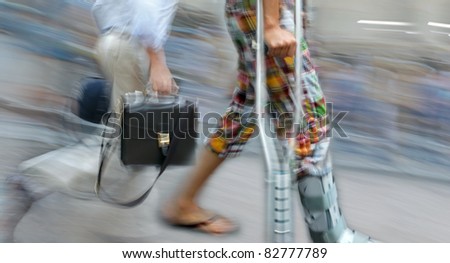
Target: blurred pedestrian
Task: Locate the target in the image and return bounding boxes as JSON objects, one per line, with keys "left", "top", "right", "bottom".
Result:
{"left": 163, "top": 0, "right": 375, "bottom": 242}
{"left": 92, "top": 0, "right": 179, "bottom": 112}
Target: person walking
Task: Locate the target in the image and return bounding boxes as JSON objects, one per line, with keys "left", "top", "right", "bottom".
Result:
{"left": 163, "top": 0, "right": 375, "bottom": 242}
{"left": 92, "top": 0, "right": 179, "bottom": 113}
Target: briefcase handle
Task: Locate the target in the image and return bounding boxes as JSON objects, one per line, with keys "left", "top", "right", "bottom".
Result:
{"left": 146, "top": 79, "right": 180, "bottom": 99}
{"left": 122, "top": 90, "right": 180, "bottom": 109}
{"left": 145, "top": 93, "right": 180, "bottom": 105}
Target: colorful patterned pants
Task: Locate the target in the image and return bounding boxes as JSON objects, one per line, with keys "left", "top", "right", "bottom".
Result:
{"left": 207, "top": 0, "right": 329, "bottom": 170}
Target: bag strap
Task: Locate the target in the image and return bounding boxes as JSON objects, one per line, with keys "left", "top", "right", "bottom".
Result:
{"left": 95, "top": 112, "right": 181, "bottom": 207}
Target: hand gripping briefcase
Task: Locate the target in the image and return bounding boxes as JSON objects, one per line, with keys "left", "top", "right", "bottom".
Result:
{"left": 96, "top": 92, "right": 199, "bottom": 207}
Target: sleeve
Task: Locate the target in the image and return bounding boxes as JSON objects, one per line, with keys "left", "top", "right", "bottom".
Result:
{"left": 130, "top": 0, "right": 178, "bottom": 51}
{"left": 91, "top": 0, "right": 106, "bottom": 32}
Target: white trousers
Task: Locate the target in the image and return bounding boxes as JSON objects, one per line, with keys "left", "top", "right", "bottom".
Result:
{"left": 95, "top": 31, "right": 150, "bottom": 112}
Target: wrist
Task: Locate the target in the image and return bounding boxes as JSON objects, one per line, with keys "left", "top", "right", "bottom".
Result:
{"left": 263, "top": 0, "right": 281, "bottom": 30}
{"left": 264, "top": 17, "right": 280, "bottom": 31}
{"left": 147, "top": 47, "right": 166, "bottom": 64}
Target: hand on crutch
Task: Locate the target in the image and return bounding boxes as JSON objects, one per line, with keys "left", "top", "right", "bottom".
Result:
{"left": 262, "top": 0, "right": 297, "bottom": 58}
{"left": 264, "top": 27, "right": 297, "bottom": 58}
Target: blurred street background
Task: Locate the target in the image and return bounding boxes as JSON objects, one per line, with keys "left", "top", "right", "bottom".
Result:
{"left": 1, "top": 0, "right": 450, "bottom": 243}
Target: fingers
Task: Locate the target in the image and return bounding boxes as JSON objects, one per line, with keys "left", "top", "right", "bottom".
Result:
{"left": 150, "top": 79, "right": 179, "bottom": 96}
{"left": 152, "top": 83, "right": 171, "bottom": 95}
{"left": 269, "top": 44, "right": 295, "bottom": 58}
{"left": 171, "top": 80, "right": 180, "bottom": 94}
{"left": 287, "top": 42, "right": 296, "bottom": 57}
{"left": 268, "top": 43, "right": 296, "bottom": 58}
{"left": 149, "top": 65, "right": 178, "bottom": 96}
{"left": 265, "top": 29, "right": 297, "bottom": 58}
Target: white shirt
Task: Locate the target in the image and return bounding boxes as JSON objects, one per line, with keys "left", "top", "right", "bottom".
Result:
{"left": 92, "top": 0, "right": 178, "bottom": 51}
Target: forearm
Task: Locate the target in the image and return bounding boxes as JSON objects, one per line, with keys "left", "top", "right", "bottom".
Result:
{"left": 263, "top": 0, "right": 281, "bottom": 30}
{"left": 146, "top": 46, "right": 175, "bottom": 94}
{"left": 146, "top": 47, "right": 167, "bottom": 69}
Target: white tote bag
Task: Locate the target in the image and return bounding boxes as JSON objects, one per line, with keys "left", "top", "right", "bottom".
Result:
{"left": 18, "top": 137, "right": 103, "bottom": 199}
{"left": 18, "top": 135, "right": 161, "bottom": 203}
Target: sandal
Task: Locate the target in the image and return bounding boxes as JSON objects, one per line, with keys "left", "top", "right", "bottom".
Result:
{"left": 162, "top": 209, "right": 239, "bottom": 235}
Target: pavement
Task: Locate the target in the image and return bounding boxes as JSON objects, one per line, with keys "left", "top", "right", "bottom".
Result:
{"left": 1, "top": 1, "right": 450, "bottom": 243}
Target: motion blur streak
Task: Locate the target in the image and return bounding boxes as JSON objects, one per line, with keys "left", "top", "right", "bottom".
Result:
{"left": 0, "top": 0, "right": 449, "bottom": 243}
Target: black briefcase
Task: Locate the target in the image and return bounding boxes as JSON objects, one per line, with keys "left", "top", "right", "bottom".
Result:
{"left": 120, "top": 94, "right": 199, "bottom": 166}
{"left": 96, "top": 92, "right": 199, "bottom": 207}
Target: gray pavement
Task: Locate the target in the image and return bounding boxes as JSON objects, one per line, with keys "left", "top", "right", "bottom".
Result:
{"left": 1, "top": 1, "right": 450, "bottom": 243}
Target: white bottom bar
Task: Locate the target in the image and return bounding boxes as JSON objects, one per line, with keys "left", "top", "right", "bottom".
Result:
{"left": 0, "top": 243, "right": 446, "bottom": 263}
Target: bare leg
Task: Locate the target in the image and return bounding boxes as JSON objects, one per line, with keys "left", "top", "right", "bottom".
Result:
{"left": 163, "top": 148, "right": 237, "bottom": 234}
{"left": 175, "top": 148, "right": 224, "bottom": 207}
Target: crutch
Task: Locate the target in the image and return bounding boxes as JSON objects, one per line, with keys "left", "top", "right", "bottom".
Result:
{"left": 255, "top": 0, "right": 304, "bottom": 243}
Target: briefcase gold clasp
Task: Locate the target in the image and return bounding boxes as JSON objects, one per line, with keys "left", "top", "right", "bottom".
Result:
{"left": 157, "top": 133, "right": 170, "bottom": 148}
